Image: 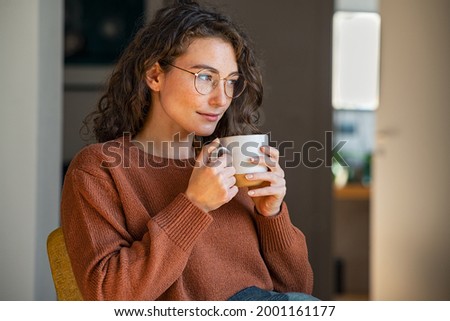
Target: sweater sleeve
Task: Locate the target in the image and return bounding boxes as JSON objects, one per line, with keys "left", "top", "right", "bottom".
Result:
{"left": 61, "top": 167, "right": 212, "bottom": 300}
{"left": 252, "top": 202, "right": 314, "bottom": 294}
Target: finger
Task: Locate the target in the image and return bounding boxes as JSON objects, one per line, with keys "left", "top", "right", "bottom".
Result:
{"left": 247, "top": 155, "right": 274, "bottom": 168}
{"left": 222, "top": 165, "right": 236, "bottom": 176}
{"left": 247, "top": 185, "right": 286, "bottom": 198}
{"left": 260, "top": 145, "right": 280, "bottom": 161}
{"left": 225, "top": 175, "right": 237, "bottom": 188}
{"left": 245, "top": 172, "right": 285, "bottom": 186}
{"left": 259, "top": 146, "right": 282, "bottom": 171}
{"left": 208, "top": 143, "right": 231, "bottom": 164}
{"left": 206, "top": 138, "right": 221, "bottom": 154}
{"left": 196, "top": 138, "right": 220, "bottom": 167}
{"left": 208, "top": 153, "right": 233, "bottom": 169}
{"left": 249, "top": 156, "right": 284, "bottom": 176}
{"left": 218, "top": 167, "right": 236, "bottom": 188}
{"left": 229, "top": 185, "right": 239, "bottom": 199}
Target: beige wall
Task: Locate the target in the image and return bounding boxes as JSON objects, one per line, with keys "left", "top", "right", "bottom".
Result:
{"left": 372, "top": 0, "right": 450, "bottom": 300}
{"left": 0, "top": 0, "right": 63, "bottom": 300}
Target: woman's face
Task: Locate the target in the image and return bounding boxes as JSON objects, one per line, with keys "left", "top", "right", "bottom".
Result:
{"left": 149, "top": 37, "right": 238, "bottom": 138}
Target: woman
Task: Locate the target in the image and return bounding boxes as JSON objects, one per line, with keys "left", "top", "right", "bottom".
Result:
{"left": 61, "top": 0, "right": 316, "bottom": 300}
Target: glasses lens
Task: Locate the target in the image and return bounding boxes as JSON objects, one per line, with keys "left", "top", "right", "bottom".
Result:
{"left": 195, "top": 69, "right": 217, "bottom": 95}
{"left": 225, "top": 74, "right": 246, "bottom": 98}
{"left": 194, "top": 69, "right": 246, "bottom": 98}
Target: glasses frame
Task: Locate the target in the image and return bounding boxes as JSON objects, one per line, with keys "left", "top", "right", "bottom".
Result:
{"left": 164, "top": 62, "right": 246, "bottom": 99}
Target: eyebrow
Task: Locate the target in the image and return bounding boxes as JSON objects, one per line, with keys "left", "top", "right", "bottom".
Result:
{"left": 190, "top": 64, "right": 239, "bottom": 76}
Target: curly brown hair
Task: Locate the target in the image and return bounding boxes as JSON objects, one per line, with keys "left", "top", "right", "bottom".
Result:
{"left": 83, "top": 0, "right": 263, "bottom": 144}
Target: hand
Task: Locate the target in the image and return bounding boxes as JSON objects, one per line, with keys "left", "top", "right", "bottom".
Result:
{"left": 246, "top": 145, "right": 286, "bottom": 217}
{"left": 185, "top": 139, "right": 239, "bottom": 212}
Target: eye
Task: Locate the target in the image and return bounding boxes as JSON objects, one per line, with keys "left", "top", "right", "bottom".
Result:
{"left": 226, "top": 78, "right": 238, "bottom": 86}
{"left": 226, "top": 75, "right": 241, "bottom": 86}
{"left": 197, "top": 71, "right": 214, "bottom": 82}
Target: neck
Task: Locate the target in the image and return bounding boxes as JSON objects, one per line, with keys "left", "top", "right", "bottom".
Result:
{"left": 133, "top": 98, "right": 198, "bottom": 159}
{"left": 133, "top": 130, "right": 196, "bottom": 160}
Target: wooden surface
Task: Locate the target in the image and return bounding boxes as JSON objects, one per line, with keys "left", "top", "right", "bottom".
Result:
{"left": 334, "top": 184, "right": 371, "bottom": 201}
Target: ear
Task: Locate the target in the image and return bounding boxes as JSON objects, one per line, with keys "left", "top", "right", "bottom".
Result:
{"left": 145, "top": 62, "right": 164, "bottom": 91}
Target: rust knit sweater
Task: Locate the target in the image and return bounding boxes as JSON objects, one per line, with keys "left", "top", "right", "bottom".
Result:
{"left": 60, "top": 137, "right": 314, "bottom": 300}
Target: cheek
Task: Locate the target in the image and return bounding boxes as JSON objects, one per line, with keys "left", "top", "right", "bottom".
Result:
{"left": 167, "top": 92, "right": 198, "bottom": 112}
{"left": 159, "top": 83, "right": 185, "bottom": 106}
{"left": 164, "top": 78, "right": 196, "bottom": 103}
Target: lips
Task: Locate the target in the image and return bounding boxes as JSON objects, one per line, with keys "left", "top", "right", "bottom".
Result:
{"left": 197, "top": 112, "right": 221, "bottom": 122}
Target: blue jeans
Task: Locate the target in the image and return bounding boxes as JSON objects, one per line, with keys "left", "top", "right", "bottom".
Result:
{"left": 227, "top": 286, "right": 320, "bottom": 301}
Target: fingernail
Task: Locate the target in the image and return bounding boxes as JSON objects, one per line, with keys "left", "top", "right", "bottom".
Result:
{"left": 248, "top": 190, "right": 255, "bottom": 196}
{"left": 246, "top": 174, "right": 253, "bottom": 179}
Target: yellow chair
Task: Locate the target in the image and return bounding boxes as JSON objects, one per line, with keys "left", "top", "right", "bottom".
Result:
{"left": 47, "top": 227, "right": 83, "bottom": 300}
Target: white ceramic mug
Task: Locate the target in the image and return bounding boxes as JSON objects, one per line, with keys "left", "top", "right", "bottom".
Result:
{"left": 217, "top": 134, "right": 269, "bottom": 187}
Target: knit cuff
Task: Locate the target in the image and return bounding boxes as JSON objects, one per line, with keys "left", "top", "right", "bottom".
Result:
{"left": 253, "top": 202, "right": 298, "bottom": 252}
{"left": 152, "top": 193, "right": 213, "bottom": 251}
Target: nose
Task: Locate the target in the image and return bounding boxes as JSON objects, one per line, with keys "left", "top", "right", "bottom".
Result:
{"left": 209, "top": 80, "right": 230, "bottom": 107}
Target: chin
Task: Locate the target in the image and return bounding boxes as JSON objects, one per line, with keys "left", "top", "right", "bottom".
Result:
{"left": 194, "top": 130, "right": 216, "bottom": 137}
{"left": 192, "top": 125, "right": 218, "bottom": 137}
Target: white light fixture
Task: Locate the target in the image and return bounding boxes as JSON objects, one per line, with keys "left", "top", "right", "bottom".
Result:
{"left": 332, "top": 11, "right": 381, "bottom": 110}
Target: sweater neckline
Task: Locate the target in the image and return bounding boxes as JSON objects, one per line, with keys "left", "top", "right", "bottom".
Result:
{"left": 120, "top": 136, "right": 196, "bottom": 169}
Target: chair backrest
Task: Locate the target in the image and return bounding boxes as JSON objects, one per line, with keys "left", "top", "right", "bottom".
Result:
{"left": 47, "top": 227, "right": 83, "bottom": 300}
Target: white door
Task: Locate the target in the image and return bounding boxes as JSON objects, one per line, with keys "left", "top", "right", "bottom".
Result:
{"left": 371, "top": 0, "right": 450, "bottom": 300}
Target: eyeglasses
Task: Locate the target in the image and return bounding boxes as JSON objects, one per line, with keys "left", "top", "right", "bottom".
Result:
{"left": 164, "top": 62, "right": 247, "bottom": 99}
